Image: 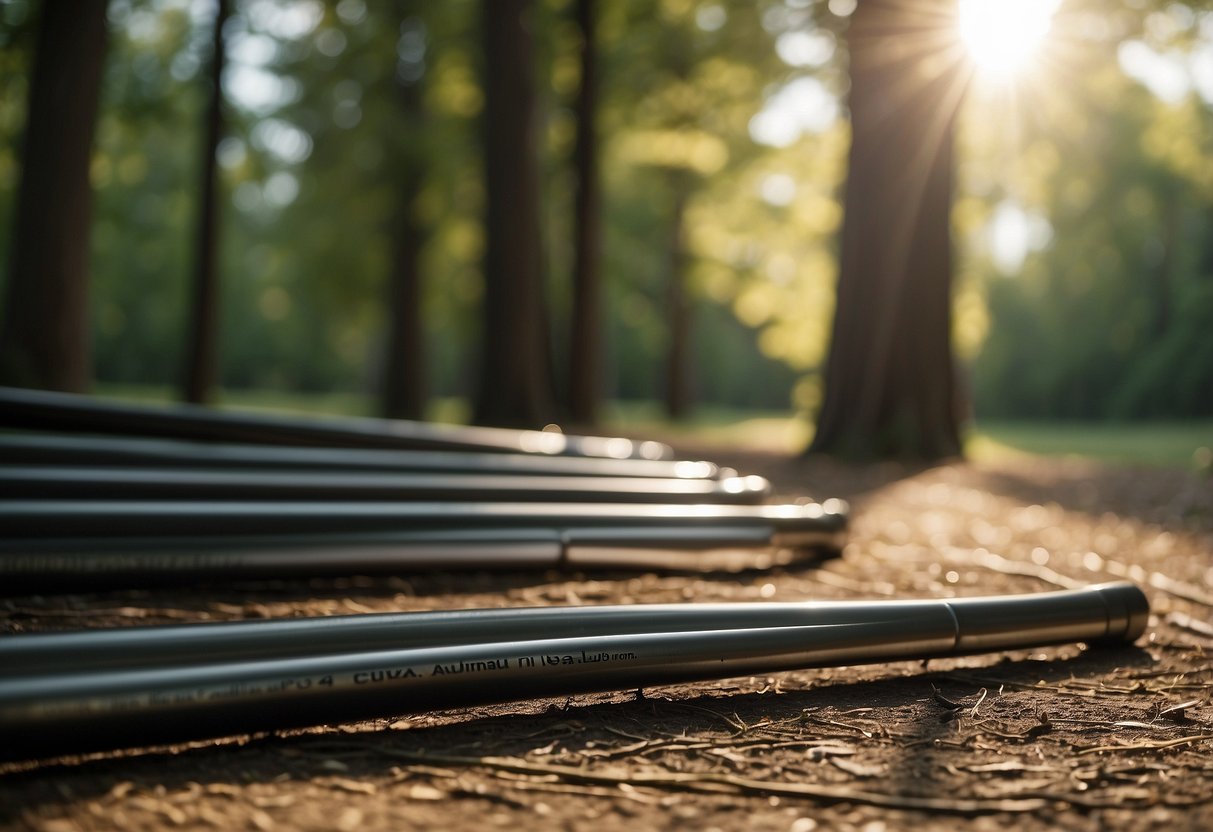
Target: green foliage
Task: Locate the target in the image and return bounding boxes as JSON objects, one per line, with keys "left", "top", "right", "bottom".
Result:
{"left": 90, "top": 0, "right": 204, "bottom": 385}
{"left": 963, "top": 0, "right": 1213, "bottom": 420}
{"left": 1, "top": 0, "right": 1211, "bottom": 423}
{"left": 0, "top": 0, "right": 35, "bottom": 288}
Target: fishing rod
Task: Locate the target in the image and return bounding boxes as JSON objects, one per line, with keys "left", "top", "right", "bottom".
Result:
{"left": 0, "top": 385, "right": 673, "bottom": 460}
{"left": 0, "top": 582, "right": 1146, "bottom": 676}
{"left": 0, "top": 467, "right": 770, "bottom": 504}
{"left": 0, "top": 522, "right": 842, "bottom": 585}
{"left": 0, "top": 500, "right": 845, "bottom": 540}
{"left": 0, "top": 501, "right": 847, "bottom": 586}
{"left": 0, "top": 583, "right": 1149, "bottom": 761}
{"left": 0, "top": 433, "right": 720, "bottom": 480}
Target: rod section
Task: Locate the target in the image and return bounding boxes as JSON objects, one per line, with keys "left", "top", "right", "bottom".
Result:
{"left": 0, "top": 500, "right": 846, "bottom": 540}
{"left": 0, "top": 583, "right": 1148, "bottom": 761}
{"left": 0, "top": 467, "right": 770, "bottom": 504}
{"left": 0, "top": 385, "right": 673, "bottom": 459}
{"left": 0, "top": 434, "right": 718, "bottom": 479}
{"left": 0, "top": 523, "right": 842, "bottom": 587}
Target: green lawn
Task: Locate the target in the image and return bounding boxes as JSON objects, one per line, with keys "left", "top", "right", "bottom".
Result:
{"left": 968, "top": 420, "right": 1213, "bottom": 470}
{"left": 91, "top": 384, "right": 1211, "bottom": 470}
{"left": 604, "top": 403, "right": 1212, "bottom": 469}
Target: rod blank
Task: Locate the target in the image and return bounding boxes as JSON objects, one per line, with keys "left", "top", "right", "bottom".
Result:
{"left": 0, "top": 500, "right": 845, "bottom": 541}
{"left": 0, "top": 466, "right": 770, "bottom": 504}
{"left": 0, "top": 524, "right": 841, "bottom": 586}
{"left": 0, "top": 433, "right": 718, "bottom": 479}
{"left": 0, "top": 583, "right": 1148, "bottom": 761}
{"left": 0, "top": 501, "right": 847, "bottom": 586}
{"left": 0, "top": 385, "right": 672, "bottom": 459}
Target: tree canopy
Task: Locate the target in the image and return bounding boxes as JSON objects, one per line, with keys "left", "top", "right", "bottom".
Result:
{"left": 0, "top": 0, "right": 1210, "bottom": 440}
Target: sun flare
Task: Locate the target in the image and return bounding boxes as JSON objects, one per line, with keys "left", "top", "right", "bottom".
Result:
{"left": 958, "top": 0, "right": 1061, "bottom": 80}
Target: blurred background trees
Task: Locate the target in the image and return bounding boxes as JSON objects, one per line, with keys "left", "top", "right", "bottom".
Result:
{"left": 0, "top": 0, "right": 108, "bottom": 392}
{"left": 180, "top": 0, "right": 230, "bottom": 404}
{"left": 0, "top": 0, "right": 1210, "bottom": 457}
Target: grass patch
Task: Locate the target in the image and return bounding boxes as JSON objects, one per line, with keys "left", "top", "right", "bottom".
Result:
{"left": 968, "top": 420, "right": 1213, "bottom": 470}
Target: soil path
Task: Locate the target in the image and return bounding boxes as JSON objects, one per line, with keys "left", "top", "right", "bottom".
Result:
{"left": 2, "top": 447, "right": 1211, "bottom": 830}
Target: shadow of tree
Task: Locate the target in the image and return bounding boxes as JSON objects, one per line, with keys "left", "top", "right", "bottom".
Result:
{"left": 0, "top": 645, "right": 1154, "bottom": 822}
{"left": 965, "top": 460, "right": 1211, "bottom": 534}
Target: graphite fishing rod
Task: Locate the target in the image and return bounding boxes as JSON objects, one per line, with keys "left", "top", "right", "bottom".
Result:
{"left": 0, "top": 501, "right": 847, "bottom": 586}
{"left": 0, "top": 582, "right": 1146, "bottom": 677}
{"left": 0, "top": 385, "right": 673, "bottom": 460}
{"left": 0, "top": 522, "right": 843, "bottom": 586}
{"left": 0, "top": 500, "right": 846, "bottom": 540}
{"left": 0, "top": 466, "right": 771, "bottom": 504}
{"left": 0, "top": 583, "right": 1149, "bottom": 761}
{"left": 0, "top": 433, "right": 721, "bottom": 480}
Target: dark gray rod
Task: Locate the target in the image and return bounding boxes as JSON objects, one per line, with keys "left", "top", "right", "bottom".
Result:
{"left": 0, "top": 583, "right": 1148, "bottom": 761}
{"left": 0, "top": 521, "right": 842, "bottom": 586}
{"left": 0, "top": 583, "right": 1146, "bottom": 677}
{"left": 0, "top": 500, "right": 846, "bottom": 540}
{"left": 0, "top": 467, "right": 770, "bottom": 504}
{"left": 0, "top": 386, "right": 673, "bottom": 459}
{"left": 0, "top": 433, "right": 718, "bottom": 479}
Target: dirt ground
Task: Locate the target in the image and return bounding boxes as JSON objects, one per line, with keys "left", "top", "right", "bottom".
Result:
{"left": 2, "top": 444, "right": 1211, "bottom": 831}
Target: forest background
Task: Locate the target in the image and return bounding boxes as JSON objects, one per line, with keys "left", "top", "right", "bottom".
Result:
{"left": 0, "top": 0, "right": 1210, "bottom": 460}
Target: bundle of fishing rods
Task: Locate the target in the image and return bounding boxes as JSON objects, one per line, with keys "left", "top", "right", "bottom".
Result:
{"left": 0, "top": 386, "right": 847, "bottom": 585}
{"left": 0, "top": 387, "right": 1151, "bottom": 761}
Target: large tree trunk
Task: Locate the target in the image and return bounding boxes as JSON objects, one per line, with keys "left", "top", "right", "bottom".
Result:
{"left": 181, "top": 0, "right": 231, "bottom": 405}
{"left": 381, "top": 186, "right": 427, "bottom": 421}
{"left": 664, "top": 185, "right": 691, "bottom": 421}
{"left": 473, "top": 0, "right": 554, "bottom": 427}
{"left": 567, "top": 0, "right": 603, "bottom": 427}
{"left": 381, "top": 49, "right": 427, "bottom": 421}
{"left": 809, "top": 0, "right": 969, "bottom": 461}
{"left": 0, "top": 1, "right": 109, "bottom": 392}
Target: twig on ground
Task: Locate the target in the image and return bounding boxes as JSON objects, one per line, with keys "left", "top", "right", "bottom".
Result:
{"left": 1074, "top": 735, "right": 1213, "bottom": 756}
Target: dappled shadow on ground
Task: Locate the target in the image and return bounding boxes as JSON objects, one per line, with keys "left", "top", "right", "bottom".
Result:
{"left": 966, "top": 459, "right": 1211, "bottom": 535}
{"left": 0, "top": 645, "right": 1156, "bottom": 824}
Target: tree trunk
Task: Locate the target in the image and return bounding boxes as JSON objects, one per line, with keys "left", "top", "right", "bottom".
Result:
{"left": 473, "top": 0, "right": 554, "bottom": 428}
{"left": 809, "top": 0, "right": 968, "bottom": 461}
{"left": 567, "top": 0, "right": 603, "bottom": 427}
{"left": 664, "top": 185, "right": 691, "bottom": 421}
{"left": 381, "top": 50, "right": 427, "bottom": 421}
{"left": 0, "top": 1, "right": 109, "bottom": 392}
{"left": 181, "top": 0, "right": 230, "bottom": 405}
{"left": 1149, "top": 188, "right": 1179, "bottom": 339}
{"left": 381, "top": 179, "right": 427, "bottom": 421}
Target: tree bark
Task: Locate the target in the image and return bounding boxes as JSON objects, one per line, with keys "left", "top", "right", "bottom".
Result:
{"left": 473, "top": 0, "right": 554, "bottom": 427}
{"left": 567, "top": 0, "right": 603, "bottom": 427}
{"left": 809, "top": 0, "right": 969, "bottom": 460}
{"left": 381, "top": 52, "right": 427, "bottom": 421}
{"left": 181, "top": 0, "right": 230, "bottom": 405}
{"left": 0, "top": 1, "right": 109, "bottom": 392}
{"left": 664, "top": 185, "right": 691, "bottom": 421}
